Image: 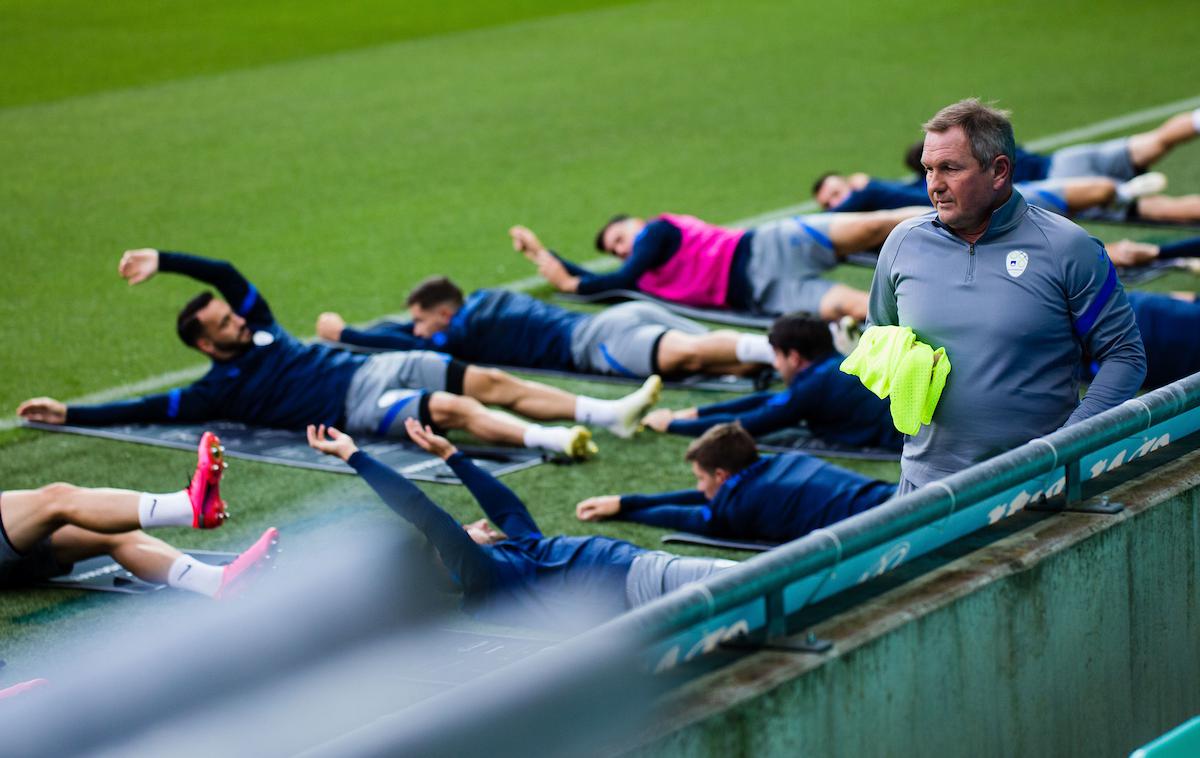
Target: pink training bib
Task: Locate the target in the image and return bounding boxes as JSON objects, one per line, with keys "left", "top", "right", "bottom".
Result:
{"left": 636, "top": 213, "right": 744, "bottom": 307}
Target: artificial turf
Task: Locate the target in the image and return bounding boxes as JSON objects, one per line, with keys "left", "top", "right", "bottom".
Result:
{"left": 1, "top": 0, "right": 1198, "bottom": 681}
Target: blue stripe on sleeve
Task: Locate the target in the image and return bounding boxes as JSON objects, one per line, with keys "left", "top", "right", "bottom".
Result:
{"left": 238, "top": 285, "right": 259, "bottom": 316}
{"left": 1074, "top": 260, "right": 1118, "bottom": 339}
{"left": 166, "top": 388, "right": 182, "bottom": 419}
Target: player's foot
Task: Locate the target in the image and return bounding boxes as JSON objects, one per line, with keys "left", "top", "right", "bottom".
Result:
{"left": 189, "top": 431, "right": 228, "bottom": 529}
{"left": 607, "top": 375, "right": 662, "bottom": 439}
{"left": 831, "top": 316, "right": 862, "bottom": 356}
{"left": 565, "top": 425, "right": 599, "bottom": 459}
{"left": 0, "top": 678, "right": 48, "bottom": 700}
{"left": 1117, "top": 171, "right": 1167, "bottom": 201}
{"left": 214, "top": 527, "right": 279, "bottom": 600}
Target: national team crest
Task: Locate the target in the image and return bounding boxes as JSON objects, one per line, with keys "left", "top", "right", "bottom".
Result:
{"left": 1005, "top": 250, "right": 1028, "bottom": 278}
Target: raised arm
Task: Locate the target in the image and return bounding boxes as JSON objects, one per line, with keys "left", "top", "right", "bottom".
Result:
{"left": 572, "top": 220, "right": 680, "bottom": 295}
{"left": 308, "top": 425, "right": 494, "bottom": 590}
{"left": 406, "top": 419, "right": 541, "bottom": 538}
{"left": 120, "top": 249, "right": 273, "bottom": 323}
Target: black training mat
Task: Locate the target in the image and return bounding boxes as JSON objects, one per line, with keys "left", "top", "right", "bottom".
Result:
{"left": 23, "top": 421, "right": 547, "bottom": 484}
{"left": 660, "top": 532, "right": 776, "bottom": 552}
{"left": 756, "top": 427, "right": 901, "bottom": 462}
{"left": 1117, "top": 258, "right": 1196, "bottom": 285}
{"left": 37, "top": 550, "right": 236, "bottom": 594}
{"left": 555, "top": 290, "right": 776, "bottom": 329}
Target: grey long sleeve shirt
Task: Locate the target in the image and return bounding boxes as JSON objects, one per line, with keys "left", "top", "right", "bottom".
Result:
{"left": 868, "top": 190, "right": 1145, "bottom": 489}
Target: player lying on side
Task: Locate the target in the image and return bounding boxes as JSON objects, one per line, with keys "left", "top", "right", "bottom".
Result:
{"left": 17, "top": 249, "right": 663, "bottom": 458}
{"left": 317, "top": 276, "right": 775, "bottom": 380}
{"left": 576, "top": 423, "right": 895, "bottom": 544}
{"left": 0, "top": 432, "right": 276, "bottom": 598}
{"left": 511, "top": 206, "right": 929, "bottom": 321}
{"left": 640, "top": 313, "right": 902, "bottom": 450}
{"left": 307, "top": 419, "right": 737, "bottom": 631}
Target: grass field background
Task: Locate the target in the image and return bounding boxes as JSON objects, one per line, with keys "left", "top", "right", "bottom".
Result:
{"left": 2, "top": 0, "right": 1198, "bottom": 680}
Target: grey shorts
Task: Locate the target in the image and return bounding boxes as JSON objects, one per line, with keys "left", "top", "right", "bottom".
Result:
{"left": 747, "top": 214, "right": 839, "bottom": 315}
{"left": 1047, "top": 136, "right": 1136, "bottom": 182}
{"left": 625, "top": 550, "right": 737, "bottom": 608}
{"left": 343, "top": 351, "right": 466, "bottom": 437}
{"left": 0, "top": 493, "right": 73, "bottom": 587}
{"left": 570, "top": 301, "right": 707, "bottom": 377}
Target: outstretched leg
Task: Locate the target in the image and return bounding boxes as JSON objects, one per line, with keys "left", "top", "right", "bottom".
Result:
{"left": 461, "top": 365, "right": 662, "bottom": 439}
{"left": 427, "top": 391, "right": 594, "bottom": 457}
{"left": 1127, "top": 110, "right": 1200, "bottom": 170}
{"left": 827, "top": 206, "right": 928, "bottom": 255}
{"left": 1134, "top": 194, "right": 1200, "bottom": 224}
{"left": 654, "top": 330, "right": 767, "bottom": 376}
{"left": 817, "top": 284, "right": 869, "bottom": 321}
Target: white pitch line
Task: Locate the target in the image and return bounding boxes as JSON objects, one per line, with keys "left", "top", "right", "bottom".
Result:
{"left": 5, "top": 93, "right": 1197, "bottom": 433}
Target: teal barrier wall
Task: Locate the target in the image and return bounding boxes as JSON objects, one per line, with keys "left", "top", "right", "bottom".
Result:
{"left": 638, "top": 452, "right": 1200, "bottom": 757}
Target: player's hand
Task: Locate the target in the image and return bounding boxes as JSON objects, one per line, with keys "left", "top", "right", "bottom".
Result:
{"left": 509, "top": 225, "right": 547, "bottom": 259}
{"left": 576, "top": 495, "right": 621, "bottom": 522}
{"left": 533, "top": 251, "right": 578, "bottom": 292}
{"left": 16, "top": 397, "right": 67, "bottom": 424}
{"left": 404, "top": 418, "right": 457, "bottom": 460}
{"left": 118, "top": 248, "right": 160, "bottom": 285}
{"left": 641, "top": 408, "right": 675, "bottom": 433}
{"left": 1105, "top": 239, "right": 1159, "bottom": 268}
{"left": 306, "top": 424, "right": 358, "bottom": 461}
{"left": 848, "top": 172, "right": 871, "bottom": 190}
{"left": 316, "top": 312, "right": 346, "bottom": 341}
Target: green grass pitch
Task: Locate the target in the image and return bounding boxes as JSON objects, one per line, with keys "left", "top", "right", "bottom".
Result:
{"left": 1, "top": 0, "right": 1198, "bottom": 679}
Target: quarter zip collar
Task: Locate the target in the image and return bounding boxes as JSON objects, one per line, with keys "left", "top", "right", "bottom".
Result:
{"left": 931, "top": 187, "right": 1029, "bottom": 245}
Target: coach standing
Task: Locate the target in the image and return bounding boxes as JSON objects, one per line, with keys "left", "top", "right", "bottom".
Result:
{"left": 868, "top": 99, "right": 1145, "bottom": 494}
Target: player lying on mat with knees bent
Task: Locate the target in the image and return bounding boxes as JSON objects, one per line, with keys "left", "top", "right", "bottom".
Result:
{"left": 576, "top": 422, "right": 895, "bottom": 544}
{"left": 0, "top": 432, "right": 275, "bottom": 599}
{"left": 307, "top": 418, "right": 737, "bottom": 631}
{"left": 16, "top": 249, "right": 662, "bottom": 459}
{"left": 317, "top": 275, "right": 776, "bottom": 380}
{"left": 640, "top": 312, "right": 902, "bottom": 450}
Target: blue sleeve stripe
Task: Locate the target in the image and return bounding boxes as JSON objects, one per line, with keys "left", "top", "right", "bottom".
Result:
{"left": 700, "top": 506, "right": 713, "bottom": 522}
{"left": 238, "top": 285, "right": 259, "bottom": 316}
{"left": 799, "top": 221, "right": 835, "bottom": 251}
{"left": 166, "top": 388, "right": 182, "bottom": 419}
{"left": 1074, "top": 260, "right": 1118, "bottom": 339}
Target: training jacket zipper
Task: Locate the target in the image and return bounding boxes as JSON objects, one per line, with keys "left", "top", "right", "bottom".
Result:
{"left": 965, "top": 243, "right": 976, "bottom": 284}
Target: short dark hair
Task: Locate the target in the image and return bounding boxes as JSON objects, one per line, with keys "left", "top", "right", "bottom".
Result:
{"left": 594, "top": 214, "right": 631, "bottom": 252}
{"left": 685, "top": 422, "right": 760, "bottom": 475}
{"left": 923, "top": 98, "right": 1015, "bottom": 170}
{"left": 406, "top": 276, "right": 464, "bottom": 310}
{"left": 811, "top": 172, "right": 838, "bottom": 197}
{"left": 177, "top": 291, "right": 215, "bottom": 347}
{"left": 904, "top": 139, "right": 925, "bottom": 175}
{"left": 768, "top": 312, "right": 834, "bottom": 359}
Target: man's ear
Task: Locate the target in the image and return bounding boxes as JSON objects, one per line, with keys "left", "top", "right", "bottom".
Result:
{"left": 992, "top": 154, "right": 1013, "bottom": 188}
{"left": 193, "top": 336, "right": 216, "bottom": 357}
{"left": 713, "top": 468, "right": 731, "bottom": 487}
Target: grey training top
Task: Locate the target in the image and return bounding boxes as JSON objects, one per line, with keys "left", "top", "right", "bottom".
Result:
{"left": 868, "top": 190, "right": 1146, "bottom": 489}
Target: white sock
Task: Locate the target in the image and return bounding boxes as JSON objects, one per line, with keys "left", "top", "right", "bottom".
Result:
{"left": 1192, "top": 108, "right": 1200, "bottom": 134}
{"left": 574, "top": 396, "right": 618, "bottom": 426}
{"left": 138, "top": 491, "right": 193, "bottom": 528}
{"left": 735, "top": 334, "right": 775, "bottom": 364}
{"left": 166, "top": 555, "right": 224, "bottom": 597}
{"left": 523, "top": 424, "right": 571, "bottom": 452}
